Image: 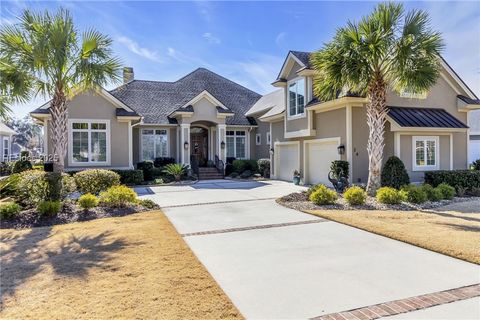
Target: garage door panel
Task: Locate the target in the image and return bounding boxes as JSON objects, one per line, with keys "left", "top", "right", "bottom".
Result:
{"left": 276, "top": 144, "right": 299, "bottom": 181}
{"left": 305, "top": 140, "right": 339, "bottom": 185}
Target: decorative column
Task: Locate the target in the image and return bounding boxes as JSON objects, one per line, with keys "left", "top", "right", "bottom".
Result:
{"left": 216, "top": 124, "right": 226, "bottom": 163}
{"left": 180, "top": 123, "right": 190, "bottom": 166}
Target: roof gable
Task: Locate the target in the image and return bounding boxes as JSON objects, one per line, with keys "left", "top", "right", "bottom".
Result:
{"left": 276, "top": 51, "right": 312, "bottom": 81}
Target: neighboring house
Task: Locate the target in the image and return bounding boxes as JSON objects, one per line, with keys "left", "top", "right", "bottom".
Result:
{"left": 467, "top": 109, "right": 480, "bottom": 163}
{"left": 0, "top": 121, "right": 17, "bottom": 162}
{"left": 249, "top": 51, "right": 480, "bottom": 184}
{"left": 30, "top": 68, "right": 266, "bottom": 170}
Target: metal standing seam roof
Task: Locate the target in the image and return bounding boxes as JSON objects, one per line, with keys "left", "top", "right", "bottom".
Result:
{"left": 388, "top": 107, "right": 468, "bottom": 129}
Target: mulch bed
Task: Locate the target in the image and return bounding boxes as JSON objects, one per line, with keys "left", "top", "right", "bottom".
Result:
{"left": 0, "top": 201, "right": 159, "bottom": 229}
{"left": 277, "top": 191, "right": 480, "bottom": 212}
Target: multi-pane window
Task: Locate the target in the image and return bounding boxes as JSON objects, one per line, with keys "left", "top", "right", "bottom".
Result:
{"left": 71, "top": 121, "right": 108, "bottom": 163}
{"left": 413, "top": 136, "right": 439, "bottom": 170}
{"left": 226, "top": 130, "right": 246, "bottom": 159}
{"left": 288, "top": 78, "right": 305, "bottom": 116}
{"left": 3, "top": 137, "right": 9, "bottom": 161}
{"left": 142, "top": 129, "right": 168, "bottom": 161}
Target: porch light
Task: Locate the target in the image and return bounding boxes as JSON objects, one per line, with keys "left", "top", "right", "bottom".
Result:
{"left": 269, "top": 147, "right": 274, "bottom": 155}
{"left": 337, "top": 145, "right": 345, "bottom": 155}
{"left": 221, "top": 141, "right": 226, "bottom": 149}
{"left": 184, "top": 141, "right": 189, "bottom": 150}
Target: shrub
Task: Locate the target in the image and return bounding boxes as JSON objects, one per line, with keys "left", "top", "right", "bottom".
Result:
{"left": 112, "top": 170, "right": 144, "bottom": 185}
{"left": 225, "top": 163, "right": 234, "bottom": 176}
{"left": 436, "top": 183, "right": 456, "bottom": 200}
{"left": 137, "top": 161, "right": 155, "bottom": 181}
{"left": 137, "top": 198, "right": 159, "bottom": 209}
{"left": 78, "top": 193, "right": 99, "bottom": 210}
{"left": 74, "top": 169, "right": 120, "bottom": 194}
{"left": 16, "top": 170, "right": 48, "bottom": 206}
{"left": 307, "top": 184, "right": 322, "bottom": 197}
{"left": 232, "top": 160, "right": 258, "bottom": 174}
{"left": 309, "top": 184, "right": 338, "bottom": 205}
{"left": 12, "top": 151, "right": 33, "bottom": 174}
{"left": 37, "top": 200, "right": 62, "bottom": 217}
{"left": 163, "top": 163, "right": 187, "bottom": 182}
{"left": 471, "top": 159, "right": 480, "bottom": 170}
{"left": 154, "top": 157, "right": 175, "bottom": 168}
{"left": 99, "top": 185, "right": 137, "bottom": 208}
{"left": 229, "top": 172, "right": 238, "bottom": 178}
{"left": 470, "top": 187, "right": 480, "bottom": 197}
{"left": 344, "top": 186, "right": 367, "bottom": 205}
{"left": 0, "top": 173, "right": 20, "bottom": 197}
{"left": 376, "top": 187, "right": 405, "bottom": 204}
{"left": 424, "top": 170, "right": 480, "bottom": 191}
{"left": 257, "top": 158, "right": 270, "bottom": 178}
{"left": 0, "top": 203, "right": 21, "bottom": 219}
{"left": 381, "top": 156, "right": 410, "bottom": 189}
{"left": 240, "top": 170, "right": 252, "bottom": 179}
{"left": 226, "top": 157, "right": 236, "bottom": 164}
{"left": 330, "top": 160, "right": 349, "bottom": 180}
{"left": 421, "top": 184, "right": 443, "bottom": 202}
{"left": 401, "top": 185, "right": 428, "bottom": 204}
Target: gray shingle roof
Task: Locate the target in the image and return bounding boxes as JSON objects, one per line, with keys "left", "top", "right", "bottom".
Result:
{"left": 290, "top": 51, "right": 312, "bottom": 68}
{"left": 110, "top": 68, "right": 261, "bottom": 125}
{"left": 388, "top": 107, "right": 468, "bottom": 129}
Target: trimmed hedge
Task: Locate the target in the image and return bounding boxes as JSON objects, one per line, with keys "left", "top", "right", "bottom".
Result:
{"left": 424, "top": 170, "right": 480, "bottom": 191}
{"left": 112, "top": 170, "right": 144, "bottom": 185}
{"left": 232, "top": 160, "right": 258, "bottom": 174}
{"left": 154, "top": 157, "right": 175, "bottom": 168}
{"left": 381, "top": 156, "right": 410, "bottom": 189}
{"left": 74, "top": 169, "right": 120, "bottom": 195}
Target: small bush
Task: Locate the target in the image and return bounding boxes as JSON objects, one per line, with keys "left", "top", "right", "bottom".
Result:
{"left": 137, "top": 198, "right": 159, "bottom": 209}
{"left": 163, "top": 163, "right": 187, "bottom": 182}
{"left": 99, "top": 185, "right": 137, "bottom": 208}
{"left": 74, "top": 169, "right": 120, "bottom": 194}
{"left": 381, "top": 156, "right": 410, "bottom": 189}
{"left": 257, "top": 159, "right": 270, "bottom": 178}
{"left": 226, "top": 157, "right": 236, "bottom": 164}
{"left": 240, "top": 170, "right": 252, "bottom": 178}
{"left": 424, "top": 170, "right": 480, "bottom": 191}
{"left": 112, "top": 170, "right": 144, "bottom": 185}
{"left": 330, "top": 160, "right": 349, "bottom": 180}
{"left": 232, "top": 160, "right": 258, "bottom": 174}
{"left": 470, "top": 187, "right": 480, "bottom": 197}
{"left": 37, "top": 200, "right": 62, "bottom": 217}
{"left": 225, "top": 163, "right": 234, "bottom": 176}
{"left": 376, "top": 187, "right": 405, "bottom": 204}
{"left": 154, "top": 157, "right": 175, "bottom": 168}
{"left": 436, "top": 183, "right": 456, "bottom": 200}
{"left": 16, "top": 170, "right": 48, "bottom": 206}
{"left": 421, "top": 184, "right": 443, "bottom": 202}
{"left": 78, "top": 193, "right": 99, "bottom": 210}
{"left": 0, "top": 203, "right": 21, "bottom": 219}
{"left": 309, "top": 184, "right": 338, "bottom": 205}
{"left": 12, "top": 151, "right": 33, "bottom": 174}
{"left": 471, "top": 159, "right": 480, "bottom": 170}
{"left": 137, "top": 161, "right": 155, "bottom": 181}
{"left": 401, "top": 185, "right": 428, "bottom": 204}
{"left": 344, "top": 186, "right": 367, "bottom": 205}
{"left": 306, "top": 184, "right": 322, "bottom": 196}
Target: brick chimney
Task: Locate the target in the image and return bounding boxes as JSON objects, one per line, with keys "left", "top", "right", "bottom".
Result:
{"left": 123, "top": 67, "right": 134, "bottom": 84}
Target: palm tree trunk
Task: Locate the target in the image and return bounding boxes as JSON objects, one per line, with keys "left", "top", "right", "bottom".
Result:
{"left": 366, "top": 77, "right": 388, "bottom": 195}
{"left": 49, "top": 88, "right": 68, "bottom": 173}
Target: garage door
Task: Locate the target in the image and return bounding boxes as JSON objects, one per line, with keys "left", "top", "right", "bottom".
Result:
{"left": 275, "top": 143, "right": 299, "bottom": 181}
{"left": 305, "top": 139, "right": 340, "bottom": 185}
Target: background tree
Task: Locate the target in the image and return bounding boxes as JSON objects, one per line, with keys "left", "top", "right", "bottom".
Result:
{"left": 8, "top": 116, "right": 43, "bottom": 151}
{"left": 0, "top": 58, "right": 33, "bottom": 121}
{"left": 0, "top": 9, "right": 122, "bottom": 172}
{"left": 310, "top": 2, "right": 443, "bottom": 194}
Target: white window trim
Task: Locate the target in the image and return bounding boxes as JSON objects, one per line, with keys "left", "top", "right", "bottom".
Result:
{"left": 287, "top": 76, "right": 306, "bottom": 120}
{"left": 139, "top": 128, "right": 169, "bottom": 161}
{"left": 412, "top": 136, "right": 439, "bottom": 171}
{"left": 266, "top": 132, "right": 271, "bottom": 145}
{"left": 226, "top": 130, "right": 247, "bottom": 159}
{"left": 3, "top": 136, "right": 9, "bottom": 161}
{"left": 256, "top": 133, "right": 261, "bottom": 146}
{"left": 68, "top": 119, "right": 111, "bottom": 167}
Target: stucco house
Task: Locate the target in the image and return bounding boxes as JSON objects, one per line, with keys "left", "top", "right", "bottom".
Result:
{"left": 251, "top": 51, "right": 480, "bottom": 184}
{"left": 0, "top": 121, "right": 16, "bottom": 162}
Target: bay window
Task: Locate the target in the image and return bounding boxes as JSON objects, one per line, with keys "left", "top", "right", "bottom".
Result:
{"left": 413, "top": 136, "right": 439, "bottom": 171}
{"left": 226, "top": 130, "right": 246, "bottom": 159}
{"left": 70, "top": 120, "right": 109, "bottom": 164}
{"left": 141, "top": 129, "right": 168, "bottom": 160}
{"left": 288, "top": 77, "right": 305, "bottom": 117}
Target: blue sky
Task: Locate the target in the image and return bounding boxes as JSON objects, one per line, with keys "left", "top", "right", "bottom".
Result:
{"left": 1, "top": 0, "right": 479, "bottom": 118}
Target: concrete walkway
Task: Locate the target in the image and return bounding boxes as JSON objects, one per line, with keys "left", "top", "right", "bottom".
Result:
{"left": 140, "top": 180, "right": 480, "bottom": 319}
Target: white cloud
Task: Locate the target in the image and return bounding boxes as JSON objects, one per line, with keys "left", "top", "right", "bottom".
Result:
{"left": 203, "top": 32, "right": 221, "bottom": 44}
{"left": 117, "top": 36, "right": 161, "bottom": 62}
{"left": 167, "top": 47, "right": 212, "bottom": 68}
{"left": 275, "top": 32, "right": 287, "bottom": 46}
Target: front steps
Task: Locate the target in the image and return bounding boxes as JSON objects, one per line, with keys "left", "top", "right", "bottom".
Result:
{"left": 198, "top": 167, "right": 224, "bottom": 180}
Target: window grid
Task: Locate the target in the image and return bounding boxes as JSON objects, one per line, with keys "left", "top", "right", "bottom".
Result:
{"left": 141, "top": 129, "right": 168, "bottom": 161}
{"left": 413, "top": 136, "right": 438, "bottom": 170}
{"left": 226, "top": 130, "right": 247, "bottom": 159}
{"left": 71, "top": 121, "right": 108, "bottom": 164}
{"left": 288, "top": 78, "right": 305, "bottom": 116}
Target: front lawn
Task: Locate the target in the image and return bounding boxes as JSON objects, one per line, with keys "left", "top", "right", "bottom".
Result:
{"left": 306, "top": 209, "right": 480, "bottom": 264}
{"left": 0, "top": 211, "right": 242, "bottom": 319}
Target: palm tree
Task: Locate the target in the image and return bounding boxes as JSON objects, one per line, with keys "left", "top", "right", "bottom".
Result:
{"left": 0, "top": 9, "right": 122, "bottom": 172}
{"left": 0, "top": 58, "right": 33, "bottom": 120}
{"left": 310, "top": 2, "right": 444, "bottom": 195}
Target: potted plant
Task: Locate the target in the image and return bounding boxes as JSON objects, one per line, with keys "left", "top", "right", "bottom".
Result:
{"left": 293, "top": 170, "right": 301, "bottom": 185}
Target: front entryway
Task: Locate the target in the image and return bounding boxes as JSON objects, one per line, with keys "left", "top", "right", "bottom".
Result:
{"left": 190, "top": 127, "right": 208, "bottom": 166}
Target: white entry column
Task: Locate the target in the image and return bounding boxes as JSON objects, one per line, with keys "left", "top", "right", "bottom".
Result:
{"left": 180, "top": 123, "right": 191, "bottom": 166}
{"left": 216, "top": 124, "right": 226, "bottom": 163}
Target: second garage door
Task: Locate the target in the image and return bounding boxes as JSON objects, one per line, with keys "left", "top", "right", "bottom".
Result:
{"left": 304, "top": 138, "right": 340, "bottom": 185}
{"left": 275, "top": 142, "right": 300, "bottom": 181}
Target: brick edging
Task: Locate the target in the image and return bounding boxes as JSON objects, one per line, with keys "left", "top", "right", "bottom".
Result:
{"left": 312, "top": 284, "right": 480, "bottom": 320}
{"left": 181, "top": 219, "right": 327, "bottom": 237}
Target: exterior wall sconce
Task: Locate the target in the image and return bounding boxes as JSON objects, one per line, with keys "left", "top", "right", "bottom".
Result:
{"left": 269, "top": 147, "right": 274, "bottom": 155}
{"left": 184, "top": 141, "right": 189, "bottom": 150}
{"left": 337, "top": 144, "right": 345, "bottom": 155}
{"left": 221, "top": 141, "right": 226, "bottom": 149}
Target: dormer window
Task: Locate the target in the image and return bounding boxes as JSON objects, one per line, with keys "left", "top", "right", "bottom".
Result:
{"left": 400, "top": 89, "right": 427, "bottom": 99}
{"left": 288, "top": 77, "right": 305, "bottom": 117}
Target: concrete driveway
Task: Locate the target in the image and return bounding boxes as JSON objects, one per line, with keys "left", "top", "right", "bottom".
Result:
{"left": 139, "top": 180, "right": 480, "bottom": 319}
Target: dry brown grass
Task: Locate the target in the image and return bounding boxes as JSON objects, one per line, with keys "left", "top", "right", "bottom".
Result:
{"left": 306, "top": 209, "right": 480, "bottom": 264}
{"left": 0, "top": 211, "right": 242, "bottom": 320}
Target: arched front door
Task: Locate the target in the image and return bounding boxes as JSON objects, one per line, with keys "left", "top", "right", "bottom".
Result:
{"left": 190, "top": 127, "right": 208, "bottom": 166}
